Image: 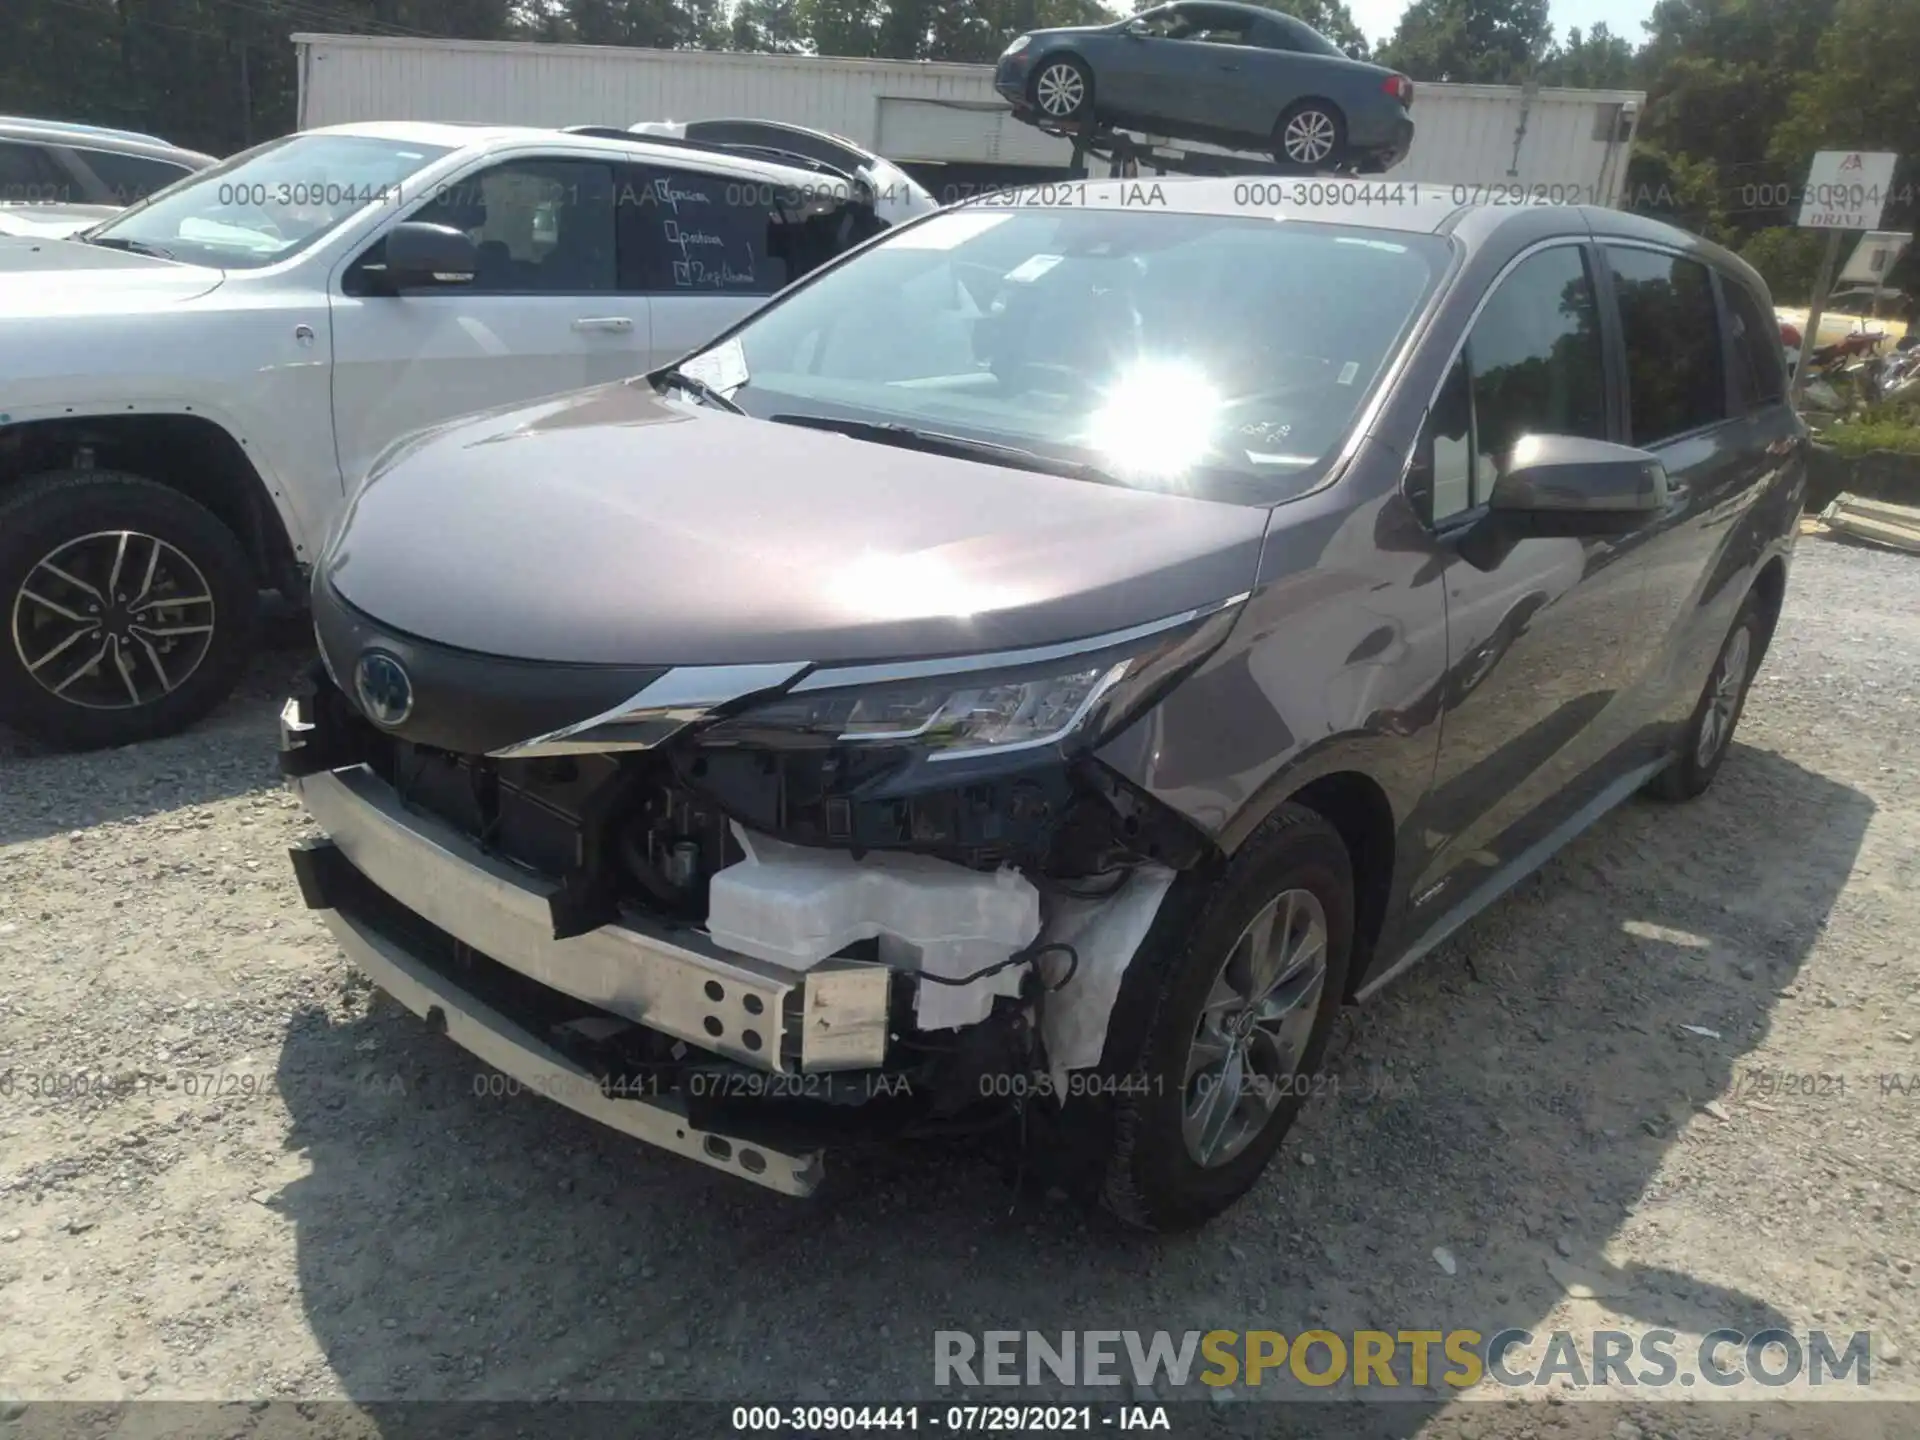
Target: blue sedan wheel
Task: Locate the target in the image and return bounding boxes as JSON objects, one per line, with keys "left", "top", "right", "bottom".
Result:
{"left": 1031, "top": 57, "right": 1094, "bottom": 121}
{"left": 1274, "top": 102, "right": 1346, "bottom": 171}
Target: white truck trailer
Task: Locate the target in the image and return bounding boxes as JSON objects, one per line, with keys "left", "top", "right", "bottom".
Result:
{"left": 293, "top": 32, "right": 1643, "bottom": 206}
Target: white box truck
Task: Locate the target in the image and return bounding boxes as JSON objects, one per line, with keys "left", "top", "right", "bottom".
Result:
{"left": 293, "top": 33, "right": 1642, "bottom": 205}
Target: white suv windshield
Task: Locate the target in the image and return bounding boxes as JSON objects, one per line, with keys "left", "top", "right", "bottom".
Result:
{"left": 86, "top": 134, "right": 452, "bottom": 269}
{"left": 708, "top": 205, "right": 1447, "bottom": 498}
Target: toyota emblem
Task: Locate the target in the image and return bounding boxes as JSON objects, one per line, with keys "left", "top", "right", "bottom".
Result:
{"left": 353, "top": 650, "right": 414, "bottom": 729}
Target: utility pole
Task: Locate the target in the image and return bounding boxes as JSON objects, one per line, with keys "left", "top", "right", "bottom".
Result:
{"left": 1792, "top": 228, "right": 1843, "bottom": 406}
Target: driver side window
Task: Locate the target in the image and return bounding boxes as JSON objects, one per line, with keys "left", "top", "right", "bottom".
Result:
{"left": 1128, "top": 7, "right": 1187, "bottom": 38}
{"left": 358, "top": 157, "right": 617, "bottom": 295}
{"left": 1414, "top": 244, "right": 1609, "bottom": 525}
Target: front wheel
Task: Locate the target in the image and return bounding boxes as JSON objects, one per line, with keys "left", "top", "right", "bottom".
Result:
{"left": 0, "top": 470, "right": 259, "bottom": 750}
{"left": 1029, "top": 55, "right": 1095, "bottom": 122}
{"left": 1098, "top": 804, "right": 1353, "bottom": 1233}
{"left": 1645, "top": 593, "right": 1762, "bottom": 802}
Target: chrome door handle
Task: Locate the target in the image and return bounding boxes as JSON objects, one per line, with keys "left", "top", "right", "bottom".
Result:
{"left": 573, "top": 316, "right": 634, "bottom": 333}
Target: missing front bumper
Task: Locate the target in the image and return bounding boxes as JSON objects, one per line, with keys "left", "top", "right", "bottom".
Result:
{"left": 283, "top": 697, "right": 891, "bottom": 1076}
{"left": 280, "top": 695, "right": 904, "bottom": 1195}
{"left": 320, "top": 889, "right": 824, "bottom": 1196}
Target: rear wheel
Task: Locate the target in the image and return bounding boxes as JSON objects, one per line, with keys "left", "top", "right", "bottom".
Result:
{"left": 1273, "top": 101, "right": 1347, "bottom": 172}
{"left": 1097, "top": 805, "right": 1352, "bottom": 1233}
{"left": 1029, "top": 55, "right": 1095, "bottom": 122}
{"left": 1645, "top": 592, "right": 1762, "bottom": 802}
{"left": 0, "top": 470, "right": 259, "bottom": 750}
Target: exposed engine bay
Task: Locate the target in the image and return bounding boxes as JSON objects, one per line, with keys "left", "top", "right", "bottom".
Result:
{"left": 285, "top": 667, "right": 1200, "bottom": 1158}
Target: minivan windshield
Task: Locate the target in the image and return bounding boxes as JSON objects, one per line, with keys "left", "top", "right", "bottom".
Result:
{"left": 84, "top": 133, "right": 452, "bottom": 269}
{"left": 689, "top": 204, "right": 1448, "bottom": 502}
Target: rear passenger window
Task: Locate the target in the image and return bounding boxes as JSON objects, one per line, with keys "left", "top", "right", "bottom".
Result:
{"left": 617, "top": 166, "right": 791, "bottom": 296}
{"left": 1721, "top": 275, "right": 1787, "bottom": 409}
{"left": 617, "top": 165, "right": 878, "bottom": 297}
{"left": 1605, "top": 246, "right": 1726, "bottom": 444}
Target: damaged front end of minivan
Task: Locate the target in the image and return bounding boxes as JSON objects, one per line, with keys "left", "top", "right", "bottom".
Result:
{"left": 281, "top": 557, "right": 1247, "bottom": 1197}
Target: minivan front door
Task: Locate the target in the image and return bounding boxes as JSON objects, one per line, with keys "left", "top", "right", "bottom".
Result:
{"left": 1405, "top": 242, "right": 1652, "bottom": 921}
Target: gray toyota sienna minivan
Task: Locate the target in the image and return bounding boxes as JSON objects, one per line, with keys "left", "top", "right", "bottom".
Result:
{"left": 280, "top": 180, "right": 1805, "bottom": 1232}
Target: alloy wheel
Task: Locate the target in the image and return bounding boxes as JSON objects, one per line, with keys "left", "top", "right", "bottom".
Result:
{"left": 1180, "top": 887, "right": 1329, "bottom": 1168}
{"left": 1034, "top": 63, "right": 1087, "bottom": 118}
{"left": 10, "top": 530, "right": 216, "bottom": 711}
{"left": 1696, "top": 623, "right": 1752, "bottom": 767}
{"left": 1283, "top": 109, "right": 1337, "bottom": 165}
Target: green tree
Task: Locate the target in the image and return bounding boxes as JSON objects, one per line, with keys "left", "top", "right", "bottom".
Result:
{"left": 1622, "top": 142, "right": 1727, "bottom": 238}
{"left": 1248, "top": 1, "right": 1370, "bottom": 59}
{"left": 1769, "top": 0, "right": 1920, "bottom": 298}
{"left": 1538, "top": 22, "right": 1635, "bottom": 88}
{"left": 1377, "top": 0, "right": 1552, "bottom": 83}
{"left": 730, "top": 0, "right": 809, "bottom": 52}
{"left": 1737, "top": 227, "right": 1832, "bottom": 306}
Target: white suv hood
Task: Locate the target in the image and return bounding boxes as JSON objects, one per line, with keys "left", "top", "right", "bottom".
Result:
{"left": 0, "top": 238, "right": 225, "bottom": 312}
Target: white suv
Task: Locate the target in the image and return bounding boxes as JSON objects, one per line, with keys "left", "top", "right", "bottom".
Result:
{"left": 0, "top": 121, "right": 893, "bottom": 749}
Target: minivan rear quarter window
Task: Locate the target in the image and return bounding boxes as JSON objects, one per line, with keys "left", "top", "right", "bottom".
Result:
{"left": 1605, "top": 246, "right": 1726, "bottom": 445}
{"left": 1722, "top": 275, "right": 1787, "bottom": 410}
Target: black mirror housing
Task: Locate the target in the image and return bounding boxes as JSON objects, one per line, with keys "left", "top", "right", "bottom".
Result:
{"left": 384, "top": 221, "right": 479, "bottom": 291}
{"left": 1487, "top": 434, "right": 1669, "bottom": 532}
{"left": 1454, "top": 434, "right": 1669, "bottom": 569}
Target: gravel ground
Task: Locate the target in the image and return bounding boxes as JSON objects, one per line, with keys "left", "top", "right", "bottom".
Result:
{"left": 2, "top": 537, "right": 1918, "bottom": 1439}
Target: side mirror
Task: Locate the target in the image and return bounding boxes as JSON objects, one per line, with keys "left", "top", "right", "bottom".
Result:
{"left": 383, "top": 221, "right": 479, "bottom": 291}
{"left": 1485, "top": 434, "right": 1669, "bottom": 535}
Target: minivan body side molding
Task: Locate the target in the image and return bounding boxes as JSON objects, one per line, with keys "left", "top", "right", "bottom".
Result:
{"left": 1353, "top": 754, "right": 1669, "bottom": 1000}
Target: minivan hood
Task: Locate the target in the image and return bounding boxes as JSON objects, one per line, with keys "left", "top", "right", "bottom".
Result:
{"left": 0, "top": 238, "right": 224, "bottom": 310}
{"left": 324, "top": 381, "right": 1268, "bottom": 667}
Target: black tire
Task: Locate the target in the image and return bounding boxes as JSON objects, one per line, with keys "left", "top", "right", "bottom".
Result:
{"left": 1645, "top": 591, "right": 1762, "bottom": 803}
{"left": 1097, "top": 804, "right": 1353, "bottom": 1233}
{"left": 1272, "top": 100, "right": 1348, "bottom": 172}
{"left": 1028, "top": 54, "right": 1095, "bottom": 123}
{"left": 0, "top": 470, "right": 259, "bottom": 750}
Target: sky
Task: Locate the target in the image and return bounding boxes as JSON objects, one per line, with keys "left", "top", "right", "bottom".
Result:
{"left": 1345, "top": 0, "right": 1658, "bottom": 50}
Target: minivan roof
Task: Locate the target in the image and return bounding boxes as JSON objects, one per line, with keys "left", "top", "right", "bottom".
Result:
{"left": 960, "top": 176, "right": 1732, "bottom": 269}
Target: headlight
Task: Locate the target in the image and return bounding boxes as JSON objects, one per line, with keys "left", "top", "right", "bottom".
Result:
{"left": 1003, "top": 34, "right": 1032, "bottom": 55}
{"left": 698, "top": 660, "right": 1133, "bottom": 760}
{"left": 695, "top": 599, "right": 1247, "bottom": 762}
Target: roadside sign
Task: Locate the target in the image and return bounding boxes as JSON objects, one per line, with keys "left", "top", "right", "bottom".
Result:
{"left": 1796, "top": 151, "right": 1899, "bottom": 229}
{"left": 1837, "top": 230, "right": 1911, "bottom": 288}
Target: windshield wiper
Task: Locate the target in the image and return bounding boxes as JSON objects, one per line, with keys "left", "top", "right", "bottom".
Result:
{"left": 767, "top": 413, "right": 1126, "bottom": 487}
{"left": 653, "top": 368, "right": 744, "bottom": 414}
{"left": 83, "top": 235, "right": 174, "bottom": 259}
